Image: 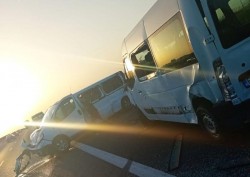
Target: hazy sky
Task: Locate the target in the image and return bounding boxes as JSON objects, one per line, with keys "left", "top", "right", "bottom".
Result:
{"left": 0, "top": 0, "right": 157, "bottom": 135}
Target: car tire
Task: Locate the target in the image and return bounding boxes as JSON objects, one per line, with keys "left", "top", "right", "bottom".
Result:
{"left": 121, "top": 97, "right": 131, "bottom": 110}
{"left": 52, "top": 135, "right": 70, "bottom": 153}
{"left": 196, "top": 105, "right": 221, "bottom": 139}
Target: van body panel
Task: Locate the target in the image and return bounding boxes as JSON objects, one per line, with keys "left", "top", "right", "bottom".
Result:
{"left": 94, "top": 87, "right": 126, "bottom": 118}
{"left": 179, "top": 0, "right": 224, "bottom": 103}
{"left": 122, "top": 0, "right": 179, "bottom": 56}
{"left": 143, "top": 0, "right": 179, "bottom": 38}
{"left": 124, "top": 21, "right": 146, "bottom": 55}
{"left": 122, "top": 40, "right": 128, "bottom": 58}
{"left": 141, "top": 65, "right": 200, "bottom": 123}
{"left": 219, "top": 40, "right": 250, "bottom": 102}
{"left": 75, "top": 71, "right": 130, "bottom": 120}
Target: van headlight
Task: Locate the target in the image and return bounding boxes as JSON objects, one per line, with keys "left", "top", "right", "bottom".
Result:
{"left": 213, "top": 59, "right": 240, "bottom": 105}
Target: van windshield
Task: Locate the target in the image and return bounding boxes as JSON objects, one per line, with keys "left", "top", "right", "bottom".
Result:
{"left": 208, "top": 0, "right": 250, "bottom": 48}
{"left": 40, "top": 103, "right": 58, "bottom": 127}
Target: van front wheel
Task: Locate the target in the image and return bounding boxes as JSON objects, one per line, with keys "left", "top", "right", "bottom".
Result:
{"left": 196, "top": 105, "right": 221, "bottom": 139}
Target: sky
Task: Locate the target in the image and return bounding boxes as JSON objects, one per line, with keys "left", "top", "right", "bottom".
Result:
{"left": 0, "top": 0, "right": 157, "bottom": 136}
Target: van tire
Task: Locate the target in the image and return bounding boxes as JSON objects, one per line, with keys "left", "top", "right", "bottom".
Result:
{"left": 195, "top": 105, "right": 221, "bottom": 139}
{"left": 52, "top": 135, "right": 70, "bottom": 153}
{"left": 121, "top": 97, "right": 131, "bottom": 110}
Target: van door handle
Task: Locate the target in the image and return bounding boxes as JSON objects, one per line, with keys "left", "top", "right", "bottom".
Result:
{"left": 77, "top": 110, "right": 82, "bottom": 115}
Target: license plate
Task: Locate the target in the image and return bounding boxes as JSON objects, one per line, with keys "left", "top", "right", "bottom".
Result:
{"left": 243, "top": 78, "right": 250, "bottom": 88}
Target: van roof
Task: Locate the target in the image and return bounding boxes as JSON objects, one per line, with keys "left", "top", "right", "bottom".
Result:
{"left": 122, "top": 0, "right": 179, "bottom": 56}
{"left": 74, "top": 71, "right": 124, "bottom": 96}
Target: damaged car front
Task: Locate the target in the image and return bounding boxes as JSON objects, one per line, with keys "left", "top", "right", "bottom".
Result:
{"left": 22, "top": 128, "right": 54, "bottom": 156}
{"left": 21, "top": 104, "right": 58, "bottom": 156}
{"left": 14, "top": 104, "right": 58, "bottom": 176}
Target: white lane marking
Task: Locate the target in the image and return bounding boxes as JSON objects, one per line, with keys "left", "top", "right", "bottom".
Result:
{"left": 0, "top": 161, "right": 4, "bottom": 167}
{"left": 72, "top": 142, "right": 128, "bottom": 168}
{"left": 130, "top": 161, "right": 175, "bottom": 177}
{"left": 72, "top": 141, "right": 175, "bottom": 177}
{"left": 169, "top": 134, "right": 182, "bottom": 171}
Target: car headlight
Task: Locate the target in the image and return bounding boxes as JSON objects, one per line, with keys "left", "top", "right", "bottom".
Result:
{"left": 30, "top": 129, "right": 44, "bottom": 146}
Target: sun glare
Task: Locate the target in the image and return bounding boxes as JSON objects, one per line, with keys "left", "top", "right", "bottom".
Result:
{"left": 0, "top": 59, "right": 41, "bottom": 136}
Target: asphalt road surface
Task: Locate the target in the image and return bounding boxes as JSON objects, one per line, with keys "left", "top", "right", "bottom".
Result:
{"left": 1, "top": 107, "right": 250, "bottom": 177}
{"left": 0, "top": 129, "right": 36, "bottom": 177}
{"left": 0, "top": 133, "right": 22, "bottom": 177}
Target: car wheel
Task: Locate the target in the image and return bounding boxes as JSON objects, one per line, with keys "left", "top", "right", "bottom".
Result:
{"left": 52, "top": 136, "right": 70, "bottom": 153}
{"left": 196, "top": 105, "right": 221, "bottom": 139}
{"left": 121, "top": 97, "right": 131, "bottom": 110}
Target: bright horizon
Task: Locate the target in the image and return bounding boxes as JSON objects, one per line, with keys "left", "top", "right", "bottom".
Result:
{"left": 0, "top": 0, "right": 157, "bottom": 137}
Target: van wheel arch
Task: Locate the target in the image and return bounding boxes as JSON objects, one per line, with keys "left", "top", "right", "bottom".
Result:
{"left": 192, "top": 97, "right": 222, "bottom": 139}
{"left": 192, "top": 97, "right": 213, "bottom": 112}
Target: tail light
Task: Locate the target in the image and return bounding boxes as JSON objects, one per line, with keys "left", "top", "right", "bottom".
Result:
{"left": 213, "top": 59, "right": 240, "bottom": 105}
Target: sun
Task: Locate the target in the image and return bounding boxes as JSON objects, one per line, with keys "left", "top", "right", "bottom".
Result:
{"left": 0, "top": 59, "right": 41, "bottom": 136}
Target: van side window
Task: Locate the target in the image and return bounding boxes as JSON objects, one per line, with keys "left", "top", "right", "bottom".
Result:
{"left": 131, "top": 44, "right": 156, "bottom": 81}
{"left": 148, "top": 12, "right": 197, "bottom": 73}
{"left": 101, "top": 75, "right": 123, "bottom": 94}
{"left": 78, "top": 87, "right": 102, "bottom": 104}
{"left": 195, "top": 0, "right": 210, "bottom": 30}
{"left": 91, "top": 87, "right": 103, "bottom": 102}
{"left": 55, "top": 98, "right": 75, "bottom": 122}
{"left": 208, "top": 0, "right": 250, "bottom": 48}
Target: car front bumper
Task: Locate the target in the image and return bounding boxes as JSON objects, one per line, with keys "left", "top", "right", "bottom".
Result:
{"left": 22, "top": 138, "right": 52, "bottom": 151}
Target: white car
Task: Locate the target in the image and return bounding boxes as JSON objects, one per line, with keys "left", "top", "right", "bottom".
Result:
{"left": 22, "top": 95, "right": 90, "bottom": 156}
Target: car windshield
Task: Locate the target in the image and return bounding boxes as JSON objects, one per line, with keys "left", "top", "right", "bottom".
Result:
{"left": 40, "top": 103, "right": 58, "bottom": 127}
{"left": 207, "top": 0, "right": 250, "bottom": 48}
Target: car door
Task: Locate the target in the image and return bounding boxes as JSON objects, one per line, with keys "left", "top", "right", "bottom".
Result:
{"left": 124, "top": 57, "right": 156, "bottom": 120}
{"left": 129, "top": 43, "right": 160, "bottom": 120}
{"left": 99, "top": 74, "right": 125, "bottom": 116}
{"left": 53, "top": 95, "right": 86, "bottom": 137}
{"left": 88, "top": 86, "right": 110, "bottom": 119}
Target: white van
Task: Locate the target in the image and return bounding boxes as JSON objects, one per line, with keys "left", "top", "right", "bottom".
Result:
{"left": 75, "top": 71, "right": 132, "bottom": 119}
{"left": 22, "top": 71, "right": 132, "bottom": 154}
{"left": 122, "top": 0, "right": 250, "bottom": 138}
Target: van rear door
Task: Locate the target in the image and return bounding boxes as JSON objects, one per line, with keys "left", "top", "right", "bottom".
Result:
{"left": 202, "top": 0, "right": 250, "bottom": 104}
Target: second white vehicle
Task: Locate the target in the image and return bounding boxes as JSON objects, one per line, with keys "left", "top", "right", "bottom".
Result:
{"left": 22, "top": 71, "right": 132, "bottom": 155}
{"left": 22, "top": 94, "right": 90, "bottom": 155}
